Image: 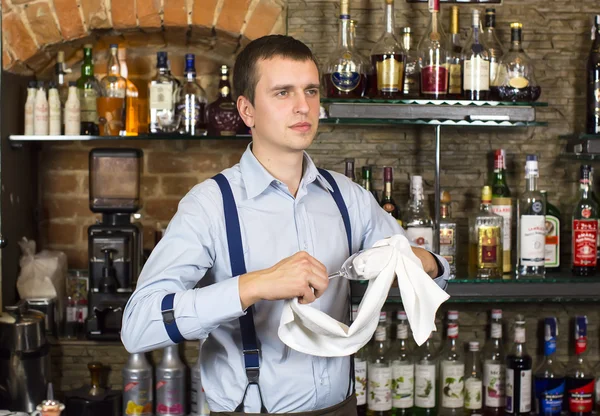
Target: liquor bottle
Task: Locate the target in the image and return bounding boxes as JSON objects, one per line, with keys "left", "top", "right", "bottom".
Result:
{"left": 405, "top": 175, "right": 434, "bottom": 250}
{"left": 447, "top": 6, "right": 463, "bottom": 99}
{"left": 156, "top": 345, "right": 187, "bottom": 416}
{"left": 390, "top": 311, "right": 414, "bottom": 416}
{"left": 481, "top": 9, "right": 504, "bottom": 98}
{"left": 533, "top": 317, "right": 565, "bottom": 416}
{"left": 439, "top": 311, "right": 465, "bottom": 416}
{"left": 440, "top": 190, "right": 458, "bottom": 279}
{"left": 494, "top": 23, "right": 541, "bottom": 102}
{"left": 368, "top": 312, "right": 393, "bottom": 416}
{"left": 353, "top": 305, "right": 369, "bottom": 416}
{"left": 400, "top": 27, "right": 420, "bottom": 98}
{"left": 462, "top": 9, "right": 491, "bottom": 101}
{"left": 572, "top": 165, "right": 599, "bottom": 276}
{"left": 483, "top": 309, "right": 505, "bottom": 416}
{"left": 517, "top": 155, "right": 546, "bottom": 279}
{"left": 34, "top": 81, "right": 49, "bottom": 136}
{"left": 122, "top": 352, "right": 153, "bottom": 416}
{"left": 207, "top": 65, "right": 245, "bottom": 136}
{"left": 149, "top": 52, "right": 180, "bottom": 134}
{"left": 465, "top": 341, "right": 483, "bottom": 416}
{"left": 491, "top": 149, "right": 512, "bottom": 275}
{"left": 418, "top": 0, "right": 448, "bottom": 98}
{"left": 381, "top": 167, "right": 401, "bottom": 222}
{"left": 566, "top": 316, "right": 595, "bottom": 416}
{"left": 76, "top": 44, "right": 101, "bottom": 135}
{"left": 414, "top": 332, "right": 438, "bottom": 416}
{"left": 24, "top": 81, "right": 36, "bottom": 135}
{"left": 505, "top": 316, "right": 532, "bottom": 416}
{"left": 590, "top": 166, "right": 600, "bottom": 265}
{"left": 345, "top": 158, "right": 356, "bottom": 182}
{"left": 323, "top": 0, "right": 369, "bottom": 98}
{"left": 370, "top": 0, "right": 406, "bottom": 98}
{"left": 191, "top": 340, "right": 210, "bottom": 416}
{"left": 64, "top": 82, "right": 81, "bottom": 136}
{"left": 587, "top": 15, "right": 600, "bottom": 135}
{"left": 98, "top": 44, "right": 127, "bottom": 136}
{"left": 540, "top": 191, "right": 561, "bottom": 270}
{"left": 55, "top": 50, "right": 71, "bottom": 111}
{"left": 118, "top": 46, "right": 140, "bottom": 136}
{"left": 469, "top": 186, "right": 503, "bottom": 279}
{"left": 177, "top": 54, "right": 208, "bottom": 136}
{"left": 362, "top": 166, "right": 379, "bottom": 203}
{"left": 48, "top": 82, "right": 61, "bottom": 136}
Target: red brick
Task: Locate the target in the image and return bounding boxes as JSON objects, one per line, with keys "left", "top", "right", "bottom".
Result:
{"left": 122, "top": 31, "right": 166, "bottom": 48}
{"left": 25, "top": 2, "right": 62, "bottom": 46}
{"left": 43, "top": 197, "right": 93, "bottom": 219}
{"left": 144, "top": 198, "right": 180, "bottom": 221}
{"left": 163, "top": 0, "right": 187, "bottom": 27}
{"left": 111, "top": 0, "right": 136, "bottom": 29}
{"left": 3, "top": 12, "right": 38, "bottom": 62}
{"left": 216, "top": 0, "right": 250, "bottom": 34}
{"left": 137, "top": 0, "right": 162, "bottom": 29}
{"left": 46, "top": 222, "right": 79, "bottom": 245}
{"left": 192, "top": 0, "right": 218, "bottom": 28}
{"left": 52, "top": 0, "right": 86, "bottom": 40}
{"left": 43, "top": 173, "right": 80, "bottom": 194}
{"left": 243, "top": 0, "right": 282, "bottom": 40}
{"left": 42, "top": 149, "right": 89, "bottom": 171}
{"left": 147, "top": 152, "right": 225, "bottom": 174}
{"left": 80, "top": 0, "right": 110, "bottom": 29}
{"left": 161, "top": 176, "right": 199, "bottom": 197}
{"left": 141, "top": 176, "right": 160, "bottom": 197}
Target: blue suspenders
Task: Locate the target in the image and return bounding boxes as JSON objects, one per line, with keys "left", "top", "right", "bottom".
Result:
{"left": 161, "top": 169, "right": 352, "bottom": 413}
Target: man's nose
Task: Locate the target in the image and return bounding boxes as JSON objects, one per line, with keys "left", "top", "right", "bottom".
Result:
{"left": 294, "top": 92, "right": 310, "bottom": 114}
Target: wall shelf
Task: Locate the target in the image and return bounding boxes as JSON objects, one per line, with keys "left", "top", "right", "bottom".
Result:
{"left": 563, "top": 133, "right": 600, "bottom": 159}
{"left": 8, "top": 134, "right": 252, "bottom": 147}
{"left": 320, "top": 118, "right": 547, "bottom": 127}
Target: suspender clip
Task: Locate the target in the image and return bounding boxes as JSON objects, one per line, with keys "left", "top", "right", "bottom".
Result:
{"left": 246, "top": 368, "right": 260, "bottom": 384}
{"left": 161, "top": 308, "right": 176, "bottom": 324}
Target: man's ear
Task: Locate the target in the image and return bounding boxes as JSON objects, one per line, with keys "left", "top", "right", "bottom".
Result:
{"left": 237, "top": 95, "right": 255, "bottom": 128}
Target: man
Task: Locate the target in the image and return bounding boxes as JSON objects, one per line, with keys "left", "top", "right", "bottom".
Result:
{"left": 121, "top": 35, "right": 449, "bottom": 415}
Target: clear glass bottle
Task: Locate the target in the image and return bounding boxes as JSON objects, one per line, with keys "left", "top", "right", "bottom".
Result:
{"left": 98, "top": 44, "right": 127, "bottom": 136}
{"left": 76, "top": 44, "right": 101, "bottom": 135}
{"left": 177, "top": 54, "right": 208, "bottom": 136}
{"left": 440, "top": 190, "right": 457, "bottom": 278}
{"left": 118, "top": 46, "right": 140, "bottom": 136}
{"left": 462, "top": 10, "right": 491, "bottom": 101}
{"left": 483, "top": 309, "right": 505, "bottom": 416}
{"left": 207, "top": 65, "right": 245, "bottom": 136}
{"left": 390, "top": 311, "right": 414, "bottom": 416}
{"left": 491, "top": 149, "right": 513, "bottom": 276}
{"left": 465, "top": 341, "right": 483, "bottom": 416}
{"left": 323, "top": 0, "right": 369, "bottom": 99}
{"left": 353, "top": 305, "right": 369, "bottom": 416}
{"left": 368, "top": 311, "right": 393, "bottom": 416}
{"left": 572, "top": 165, "right": 599, "bottom": 276}
{"left": 400, "top": 27, "right": 420, "bottom": 98}
{"left": 469, "top": 186, "right": 504, "bottom": 279}
{"left": 533, "top": 317, "right": 565, "bottom": 416}
{"left": 418, "top": 0, "right": 448, "bottom": 98}
{"left": 481, "top": 8, "right": 504, "bottom": 98}
{"left": 381, "top": 167, "right": 401, "bottom": 224}
{"left": 414, "top": 332, "right": 438, "bottom": 416}
{"left": 55, "top": 50, "right": 71, "bottom": 112}
{"left": 405, "top": 175, "right": 434, "bottom": 251}
{"left": 540, "top": 190, "right": 561, "bottom": 271}
{"left": 345, "top": 158, "right": 356, "bottom": 182}
{"left": 362, "top": 166, "right": 379, "bottom": 203}
{"left": 149, "top": 51, "right": 180, "bottom": 134}
{"left": 505, "top": 315, "right": 532, "bottom": 416}
{"left": 493, "top": 23, "right": 541, "bottom": 102}
{"left": 447, "top": 6, "right": 463, "bottom": 99}
{"left": 566, "top": 316, "right": 595, "bottom": 416}
{"left": 517, "top": 155, "right": 546, "bottom": 279}
{"left": 439, "top": 311, "right": 465, "bottom": 416}
{"left": 370, "top": 0, "right": 406, "bottom": 98}
{"left": 587, "top": 15, "right": 600, "bottom": 134}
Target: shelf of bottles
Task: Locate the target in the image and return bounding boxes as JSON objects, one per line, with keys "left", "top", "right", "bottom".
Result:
{"left": 8, "top": 134, "right": 252, "bottom": 145}
{"left": 563, "top": 134, "right": 600, "bottom": 159}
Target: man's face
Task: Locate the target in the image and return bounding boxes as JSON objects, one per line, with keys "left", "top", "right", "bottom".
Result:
{"left": 243, "top": 57, "right": 321, "bottom": 153}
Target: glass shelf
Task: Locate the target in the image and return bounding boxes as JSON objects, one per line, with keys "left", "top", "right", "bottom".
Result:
{"left": 9, "top": 134, "right": 252, "bottom": 144}
{"left": 321, "top": 98, "right": 548, "bottom": 107}
{"left": 560, "top": 134, "right": 600, "bottom": 140}
{"left": 320, "top": 118, "right": 548, "bottom": 127}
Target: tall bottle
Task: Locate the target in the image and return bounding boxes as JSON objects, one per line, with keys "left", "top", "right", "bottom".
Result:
{"left": 362, "top": 166, "right": 379, "bottom": 203}
{"left": 206, "top": 65, "right": 245, "bottom": 136}
{"left": 324, "top": 0, "right": 368, "bottom": 98}
{"left": 390, "top": 311, "right": 414, "bottom": 416}
{"left": 191, "top": 340, "right": 210, "bottom": 416}
{"left": 462, "top": 9, "right": 490, "bottom": 100}
{"left": 517, "top": 155, "right": 546, "bottom": 279}
{"left": 149, "top": 52, "right": 180, "bottom": 134}
{"left": 439, "top": 311, "right": 465, "bottom": 416}
{"left": 587, "top": 15, "right": 600, "bottom": 135}
{"left": 345, "top": 158, "right": 356, "bottom": 182}
{"left": 566, "top": 316, "right": 595, "bottom": 416}
{"left": 481, "top": 9, "right": 504, "bottom": 97}
{"left": 370, "top": 0, "right": 406, "bottom": 98}
{"left": 48, "top": 82, "right": 61, "bottom": 136}
{"left": 98, "top": 44, "right": 127, "bottom": 136}
{"left": 123, "top": 352, "right": 153, "bottom": 416}
{"left": 400, "top": 27, "right": 420, "bottom": 98}
{"left": 24, "top": 81, "right": 36, "bottom": 135}
{"left": 55, "top": 50, "right": 71, "bottom": 112}
{"left": 64, "top": 82, "right": 81, "bottom": 136}
{"left": 533, "top": 317, "right": 565, "bottom": 416}
{"left": 440, "top": 190, "right": 458, "bottom": 279}
{"left": 469, "top": 186, "right": 503, "bottom": 279}
{"left": 491, "top": 149, "right": 512, "bottom": 276}
{"left": 483, "top": 309, "right": 505, "bottom": 416}
{"left": 540, "top": 191, "right": 561, "bottom": 271}
{"left": 118, "top": 47, "right": 140, "bottom": 136}
{"left": 353, "top": 305, "right": 368, "bottom": 416}
{"left": 156, "top": 345, "right": 187, "bottom": 416}
{"left": 505, "top": 316, "right": 532, "bottom": 416}
{"left": 177, "top": 54, "right": 208, "bottom": 136}
{"left": 414, "top": 332, "right": 438, "bottom": 416}
{"left": 368, "top": 312, "right": 392, "bottom": 416}
{"left": 34, "top": 81, "right": 49, "bottom": 136}
{"left": 381, "top": 167, "right": 401, "bottom": 223}
{"left": 418, "top": 0, "right": 448, "bottom": 98}
{"left": 465, "top": 341, "right": 483, "bottom": 416}
{"left": 572, "top": 165, "right": 599, "bottom": 276}
{"left": 76, "top": 44, "right": 101, "bottom": 135}
{"left": 405, "top": 175, "right": 434, "bottom": 250}
{"left": 447, "top": 6, "right": 463, "bottom": 98}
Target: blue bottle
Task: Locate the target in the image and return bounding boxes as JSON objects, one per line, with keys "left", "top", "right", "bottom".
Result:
{"left": 534, "top": 317, "right": 565, "bottom": 416}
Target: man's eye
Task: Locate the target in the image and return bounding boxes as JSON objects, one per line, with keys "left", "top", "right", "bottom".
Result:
{"left": 306, "top": 89, "right": 319, "bottom": 96}
{"left": 277, "top": 91, "right": 288, "bottom": 97}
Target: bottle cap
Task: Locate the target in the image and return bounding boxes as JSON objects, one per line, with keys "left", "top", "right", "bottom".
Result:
{"left": 68, "top": 81, "right": 77, "bottom": 87}
{"left": 469, "top": 341, "right": 480, "bottom": 351}
{"left": 383, "top": 166, "right": 393, "bottom": 182}
{"left": 515, "top": 314, "right": 525, "bottom": 325}
{"left": 110, "top": 44, "right": 118, "bottom": 49}
{"left": 472, "top": 9, "right": 480, "bottom": 26}
{"left": 48, "top": 81, "right": 57, "bottom": 89}
{"left": 525, "top": 155, "right": 539, "bottom": 178}
{"left": 491, "top": 309, "right": 502, "bottom": 319}
{"left": 544, "top": 317, "right": 558, "bottom": 339}
{"left": 397, "top": 310, "right": 407, "bottom": 320}
{"left": 379, "top": 311, "right": 387, "bottom": 322}
{"left": 84, "top": 44, "right": 93, "bottom": 49}
{"left": 362, "top": 166, "right": 372, "bottom": 179}
{"left": 57, "top": 51, "right": 65, "bottom": 63}
{"left": 511, "top": 22, "right": 523, "bottom": 30}
{"left": 401, "top": 27, "right": 411, "bottom": 34}
{"left": 581, "top": 164, "right": 592, "bottom": 182}
{"left": 481, "top": 186, "right": 492, "bottom": 203}
{"left": 37, "top": 80, "right": 45, "bottom": 88}
{"left": 28, "top": 80, "right": 37, "bottom": 88}
{"left": 441, "top": 190, "right": 451, "bottom": 204}
{"left": 448, "top": 310, "right": 459, "bottom": 320}
{"left": 486, "top": 8, "right": 496, "bottom": 14}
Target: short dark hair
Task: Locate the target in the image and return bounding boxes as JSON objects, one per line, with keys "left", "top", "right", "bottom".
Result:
{"left": 233, "top": 35, "right": 319, "bottom": 104}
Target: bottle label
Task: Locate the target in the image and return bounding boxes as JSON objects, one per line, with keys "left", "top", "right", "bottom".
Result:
{"left": 355, "top": 358, "right": 367, "bottom": 405}
{"left": 396, "top": 323, "right": 408, "bottom": 339}
{"left": 66, "top": 306, "right": 77, "bottom": 322}
{"left": 441, "top": 362, "right": 465, "bottom": 408}
{"left": 150, "top": 83, "right": 174, "bottom": 110}
{"left": 440, "top": 226, "right": 456, "bottom": 267}
{"left": 376, "top": 57, "right": 403, "bottom": 93}
{"left": 573, "top": 219, "right": 598, "bottom": 267}
{"left": 506, "top": 369, "right": 532, "bottom": 413}
{"left": 464, "top": 58, "right": 490, "bottom": 91}
{"left": 449, "top": 63, "right": 462, "bottom": 94}
{"left": 484, "top": 362, "right": 505, "bottom": 407}
{"left": 156, "top": 378, "right": 185, "bottom": 415}
{"left": 331, "top": 71, "right": 361, "bottom": 93}
{"left": 477, "top": 226, "right": 502, "bottom": 268}
{"left": 124, "top": 379, "right": 153, "bottom": 415}
{"left": 80, "top": 89, "right": 98, "bottom": 123}
{"left": 375, "top": 326, "right": 386, "bottom": 342}
{"left": 545, "top": 215, "right": 560, "bottom": 268}
{"left": 368, "top": 366, "right": 392, "bottom": 411}
{"left": 568, "top": 379, "right": 594, "bottom": 413}
{"left": 415, "top": 364, "right": 436, "bottom": 408}
{"left": 490, "top": 61, "right": 500, "bottom": 86}
{"left": 406, "top": 227, "right": 433, "bottom": 251}
{"left": 421, "top": 65, "right": 449, "bottom": 95}
{"left": 519, "top": 215, "right": 546, "bottom": 266}
{"left": 465, "top": 378, "right": 483, "bottom": 410}
{"left": 491, "top": 199, "right": 512, "bottom": 273}
{"left": 535, "top": 379, "right": 564, "bottom": 416}
{"left": 392, "top": 363, "right": 415, "bottom": 408}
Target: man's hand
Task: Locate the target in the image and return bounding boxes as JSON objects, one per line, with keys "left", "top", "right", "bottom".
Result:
{"left": 239, "top": 251, "right": 329, "bottom": 310}
{"left": 411, "top": 247, "right": 439, "bottom": 278}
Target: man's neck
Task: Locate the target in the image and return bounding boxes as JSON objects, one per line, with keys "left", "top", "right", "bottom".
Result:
{"left": 251, "top": 142, "right": 304, "bottom": 197}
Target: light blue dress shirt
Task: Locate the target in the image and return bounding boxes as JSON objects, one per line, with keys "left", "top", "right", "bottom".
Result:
{"left": 121, "top": 144, "right": 449, "bottom": 413}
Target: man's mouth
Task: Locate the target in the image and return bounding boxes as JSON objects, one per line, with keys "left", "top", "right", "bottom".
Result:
{"left": 290, "top": 122, "right": 312, "bottom": 132}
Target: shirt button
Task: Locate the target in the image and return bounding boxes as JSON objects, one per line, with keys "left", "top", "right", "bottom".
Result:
{"left": 320, "top": 378, "right": 324, "bottom": 385}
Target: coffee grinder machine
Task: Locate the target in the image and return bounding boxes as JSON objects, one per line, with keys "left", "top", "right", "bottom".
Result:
{"left": 86, "top": 148, "right": 143, "bottom": 340}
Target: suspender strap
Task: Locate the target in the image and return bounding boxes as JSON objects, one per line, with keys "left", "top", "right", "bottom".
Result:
{"left": 161, "top": 293, "right": 185, "bottom": 344}
{"left": 212, "top": 173, "right": 267, "bottom": 414}
{"left": 317, "top": 169, "right": 352, "bottom": 257}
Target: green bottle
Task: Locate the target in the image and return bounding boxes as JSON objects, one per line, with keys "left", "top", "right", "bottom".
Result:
{"left": 490, "top": 149, "right": 512, "bottom": 275}
{"left": 76, "top": 44, "right": 101, "bottom": 135}
{"left": 540, "top": 190, "right": 561, "bottom": 270}
{"left": 361, "top": 166, "right": 379, "bottom": 204}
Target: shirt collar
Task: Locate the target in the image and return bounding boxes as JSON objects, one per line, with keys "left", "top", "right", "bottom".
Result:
{"left": 239, "top": 143, "right": 333, "bottom": 199}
